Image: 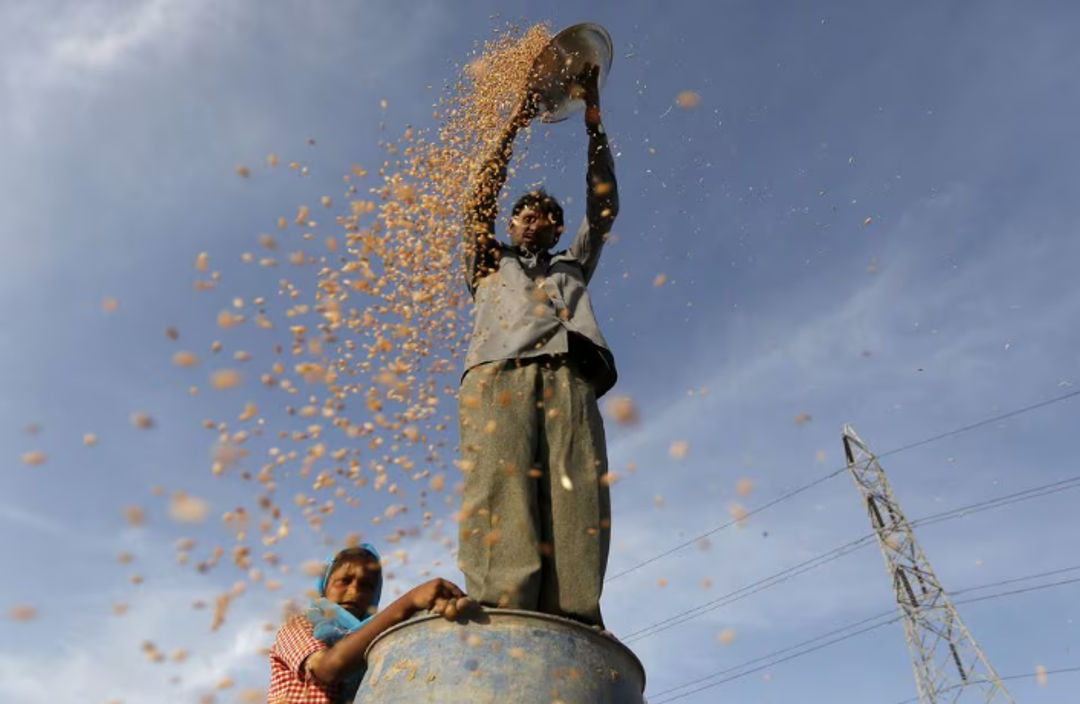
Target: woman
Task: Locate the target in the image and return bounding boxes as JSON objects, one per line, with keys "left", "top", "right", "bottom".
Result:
{"left": 268, "top": 544, "right": 468, "bottom": 703}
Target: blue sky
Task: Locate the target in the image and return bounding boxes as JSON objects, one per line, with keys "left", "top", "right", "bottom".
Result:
{"left": 2, "top": 1, "right": 1079, "bottom": 702}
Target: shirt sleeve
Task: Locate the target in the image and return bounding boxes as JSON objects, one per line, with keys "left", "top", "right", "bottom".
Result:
{"left": 271, "top": 615, "right": 327, "bottom": 681}
{"left": 566, "top": 129, "right": 619, "bottom": 283}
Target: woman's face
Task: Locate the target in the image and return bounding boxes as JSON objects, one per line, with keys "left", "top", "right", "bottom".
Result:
{"left": 323, "top": 553, "right": 381, "bottom": 619}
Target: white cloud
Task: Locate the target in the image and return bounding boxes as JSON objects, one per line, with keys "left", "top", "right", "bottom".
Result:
{"left": 595, "top": 182, "right": 1080, "bottom": 680}
{"left": 2, "top": 4, "right": 1077, "bottom": 703}
{"left": 608, "top": 180, "right": 1080, "bottom": 474}
{"left": 0, "top": 579, "right": 280, "bottom": 704}
{"left": 48, "top": 0, "right": 190, "bottom": 71}
{"left": 2, "top": 0, "right": 215, "bottom": 138}
{"left": 0, "top": 501, "right": 68, "bottom": 538}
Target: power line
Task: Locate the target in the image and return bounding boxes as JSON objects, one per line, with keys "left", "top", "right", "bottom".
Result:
{"left": 626, "top": 475, "right": 1080, "bottom": 642}
{"left": 605, "top": 465, "right": 848, "bottom": 582}
{"left": 649, "top": 610, "right": 900, "bottom": 698}
{"left": 607, "top": 388, "right": 1080, "bottom": 583}
{"left": 645, "top": 564, "right": 1080, "bottom": 701}
{"left": 874, "top": 388, "right": 1080, "bottom": 460}
{"left": 647, "top": 574, "right": 1080, "bottom": 703}
{"left": 650, "top": 618, "right": 901, "bottom": 703}
{"left": 649, "top": 576, "right": 1080, "bottom": 702}
{"left": 621, "top": 474, "right": 1080, "bottom": 643}
{"left": 954, "top": 575, "right": 1080, "bottom": 607}
{"left": 912, "top": 475, "right": 1080, "bottom": 529}
{"left": 950, "top": 563, "right": 1080, "bottom": 597}
{"left": 889, "top": 665, "right": 1080, "bottom": 704}
{"left": 622, "top": 533, "right": 877, "bottom": 642}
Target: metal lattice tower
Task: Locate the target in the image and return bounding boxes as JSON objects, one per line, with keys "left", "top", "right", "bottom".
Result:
{"left": 842, "top": 425, "right": 1016, "bottom": 704}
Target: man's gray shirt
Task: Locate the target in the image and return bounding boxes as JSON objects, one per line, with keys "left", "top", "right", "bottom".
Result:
{"left": 463, "top": 131, "right": 619, "bottom": 396}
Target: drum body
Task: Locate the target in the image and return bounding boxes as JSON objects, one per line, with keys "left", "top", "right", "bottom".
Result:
{"left": 354, "top": 609, "right": 646, "bottom": 704}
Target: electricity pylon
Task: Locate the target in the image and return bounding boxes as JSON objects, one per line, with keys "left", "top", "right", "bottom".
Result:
{"left": 842, "top": 424, "right": 1016, "bottom": 704}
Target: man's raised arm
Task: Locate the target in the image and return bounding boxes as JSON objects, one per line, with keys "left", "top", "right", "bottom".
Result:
{"left": 567, "top": 64, "right": 618, "bottom": 283}
{"left": 465, "top": 95, "right": 538, "bottom": 294}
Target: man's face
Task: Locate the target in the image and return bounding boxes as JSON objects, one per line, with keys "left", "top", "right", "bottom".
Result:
{"left": 323, "top": 553, "right": 381, "bottom": 620}
{"left": 509, "top": 205, "right": 561, "bottom": 253}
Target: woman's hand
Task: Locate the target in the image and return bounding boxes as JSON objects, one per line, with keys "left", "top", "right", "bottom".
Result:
{"left": 406, "top": 578, "right": 471, "bottom": 620}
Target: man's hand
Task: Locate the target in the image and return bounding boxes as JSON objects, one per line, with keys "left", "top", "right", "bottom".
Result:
{"left": 572, "top": 63, "right": 602, "bottom": 128}
{"left": 511, "top": 91, "right": 541, "bottom": 129}
{"left": 575, "top": 63, "right": 601, "bottom": 108}
{"left": 406, "top": 578, "right": 471, "bottom": 620}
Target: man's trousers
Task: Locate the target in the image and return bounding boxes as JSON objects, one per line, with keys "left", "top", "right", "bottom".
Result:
{"left": 457, "top": 356, "right": 611, "bottom": 626}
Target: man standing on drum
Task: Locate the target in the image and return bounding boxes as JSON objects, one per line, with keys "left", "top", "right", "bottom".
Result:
{"left": 458, "top": 63, "right": 619, "bottom": 628}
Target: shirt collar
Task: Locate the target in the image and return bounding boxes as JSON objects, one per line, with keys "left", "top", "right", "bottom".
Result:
{"left": 516, "top": 245, "right": 551, "bottom": 270}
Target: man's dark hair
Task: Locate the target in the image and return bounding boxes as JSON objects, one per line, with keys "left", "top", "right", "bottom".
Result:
{"left": 511, "top": 188, "right": 564, "bottom": 233}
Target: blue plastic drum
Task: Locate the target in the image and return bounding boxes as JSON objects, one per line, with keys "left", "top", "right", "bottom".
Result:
{"left": 355, "top": 608, "right": 646, "bottom": 703}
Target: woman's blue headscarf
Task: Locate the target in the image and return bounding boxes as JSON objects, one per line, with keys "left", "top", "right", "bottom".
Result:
{"left": 306, "top": 543, "right": 382, "bottom": 702}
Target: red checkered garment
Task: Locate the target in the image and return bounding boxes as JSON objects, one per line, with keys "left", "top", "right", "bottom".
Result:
{"left": 267, "top": 614, "right": 340, "bottom": 704}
